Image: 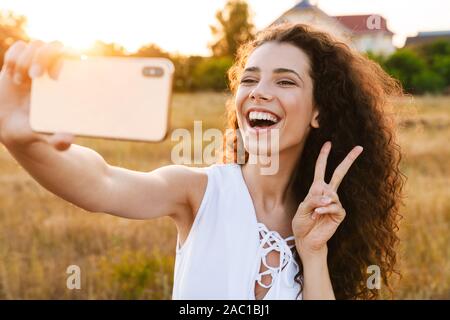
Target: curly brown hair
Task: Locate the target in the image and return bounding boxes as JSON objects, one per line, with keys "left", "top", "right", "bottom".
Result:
{"left": 223, "top": 23, "right": 405, "bottom": 299}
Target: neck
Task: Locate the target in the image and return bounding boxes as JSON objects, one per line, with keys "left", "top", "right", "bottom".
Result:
{"left": 241, "top": 141, "right": 304, "bottom": 218}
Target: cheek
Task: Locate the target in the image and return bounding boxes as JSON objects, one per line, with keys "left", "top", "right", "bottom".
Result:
{"left": 285, "top": 94, "right": 311, "bottom": 123}
{"left": 236, "top": 110, "right": 244, "bottom": 129}
{"left": 282, "top": 94, "right": 314, "bottom": 138}
{"left": 234, "top": 89, "right": 248, "bottom": 122}
{"left": 290, "top": 88, "right": 314, "bottom": 116}
{"left": 235, "top": 88, "right": 246, "bottom": 109}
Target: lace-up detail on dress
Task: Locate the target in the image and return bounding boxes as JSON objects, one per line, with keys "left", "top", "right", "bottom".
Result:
{"left": 253, "top": 222, "right": 299, "bottom": 299}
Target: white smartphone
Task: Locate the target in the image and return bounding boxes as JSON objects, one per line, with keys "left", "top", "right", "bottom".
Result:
{"left": 29, "top": 56, "right": 174, "bottom": 142}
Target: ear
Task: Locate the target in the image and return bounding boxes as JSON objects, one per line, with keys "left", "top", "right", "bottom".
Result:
{"left": 311, "top": 108, "right": 319, "bottom": 128}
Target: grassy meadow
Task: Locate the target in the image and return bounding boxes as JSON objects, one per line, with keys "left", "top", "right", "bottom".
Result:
{"left": 0, "top": 92, "right": 448, "bottom": 299}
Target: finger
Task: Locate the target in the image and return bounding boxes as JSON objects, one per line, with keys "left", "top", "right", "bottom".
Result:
{"left": 314, "top": 203, "right": 342, "bottom": 215}
{"left": 311, "top": 204, "right": 345, "bottom": 220}
{"left": 14, "top": 40, "right": 45, "bottom": 85}
{"left": 49, "top": 47, "right": 81, "bottom": 80}
{"left": 48, "top": 58, "right": 64, "bottom": 80}
{"left": 298, "top": 194, "right": 334, "bottom": 216}
{"left": 329, "top": 146, "right": 363, "bottom": 191}
{"left": 46, "top": 132, "right": 75, "bottom": 151}
{"left": 313, "top": 141, "right": 331, "bottom": 183}
{"left": 29, "top": 41, "right": 64, "bottom": 80}
{"left": 322, "top": 188, "right": 339, "bottom": 203}
{"left": 2, "top": 40, "right": 27, "bottom": 78}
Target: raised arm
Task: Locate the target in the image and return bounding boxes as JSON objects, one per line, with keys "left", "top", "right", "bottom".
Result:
{"left": 0, "top": 40, "right": 205, "bottom": 226}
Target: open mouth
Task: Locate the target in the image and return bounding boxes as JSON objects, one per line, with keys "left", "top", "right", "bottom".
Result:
{"left": 246, "top": 111, "right": 281, "bottom": 129}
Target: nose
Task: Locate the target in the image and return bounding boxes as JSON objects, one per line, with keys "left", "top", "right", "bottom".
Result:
{"left": 249, "top": 83, "right": 273, "bottom": 102}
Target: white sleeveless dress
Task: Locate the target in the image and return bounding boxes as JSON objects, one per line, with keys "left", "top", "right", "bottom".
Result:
{"left": 172, "top": 163, "right": 302, "bottom": 300}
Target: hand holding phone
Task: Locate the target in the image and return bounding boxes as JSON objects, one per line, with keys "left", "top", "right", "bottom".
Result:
{"left": 0, "top": 40, "right": 75, "bottom": 150}
{"left": 0, "top": 40, "right": 174, "bottom": 153}
{"left": 30, "top": 56, "right": 174, "bottom": 142}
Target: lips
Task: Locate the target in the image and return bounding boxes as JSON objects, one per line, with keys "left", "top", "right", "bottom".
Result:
{"left": 244, "top": 107, "right": 282, "bottom": 130}
{"left": 245, "top": 107, "right": 281, "bottom": 122}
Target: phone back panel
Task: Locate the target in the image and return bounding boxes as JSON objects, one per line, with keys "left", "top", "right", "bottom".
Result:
{"left": 30, "top": 56, "right": 174, "bottom": 142}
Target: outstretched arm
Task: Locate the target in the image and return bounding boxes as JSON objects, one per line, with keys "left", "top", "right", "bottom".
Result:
{"left": 1, "top": 40, "right": 201, "bottom": 225}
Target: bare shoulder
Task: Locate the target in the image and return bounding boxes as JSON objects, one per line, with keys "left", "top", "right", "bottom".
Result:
{"left": 164, "top": 164, "right": 208, "bottom": 212}
{"left": 164, "top": 164, "right": 209, "bottom": 237}
{"left": 181, "top": 165, "right": 208, "bottom": 210}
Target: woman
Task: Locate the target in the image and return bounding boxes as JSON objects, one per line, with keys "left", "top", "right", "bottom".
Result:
{"left": 0, "top": 23, "right": 404, "bottom": 300}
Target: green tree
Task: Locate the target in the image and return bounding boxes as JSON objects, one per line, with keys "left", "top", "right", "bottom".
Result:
{"left": 209, "top": 0, "right": 255, "bottom": 58}
{"left": 411, "top": 70, "right": 446, "bottom": 94}
{"left": 431, "top": 54, "right": 450, "bottom": 86}
{"left": 134, "top": 43, "right": 169, "bottom": 58}
{"left": 417, "top": 40, "right": 450, "bottom": 64}
{"left": 417, "top": 40, "right": 450, "bottom": 87}
{"left": 191, "top": 56, "right": 233, "bottom": 91}
{"left": 384, "top": 49, "right": 426, "bottom": 93}
{"left": 365, "top": 50, "right": 386, "bottom": 69}
{"left": 0, "top": 11, "right": 29, "bottom": 67}
{"left": 170, "top": 55, "right": 204, "bottom": 91}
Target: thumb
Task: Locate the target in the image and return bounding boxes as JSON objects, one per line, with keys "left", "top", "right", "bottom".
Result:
{"left": 46, "top": 132, "right": 74, "bottom": 151}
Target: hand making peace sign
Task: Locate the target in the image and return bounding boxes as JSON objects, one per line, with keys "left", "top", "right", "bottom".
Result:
{"left": 292, "top": 141, "right": 363, "bottom": 258}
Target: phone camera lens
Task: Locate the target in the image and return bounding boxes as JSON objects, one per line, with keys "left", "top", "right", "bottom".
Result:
{"left": 142, "top": 66, "right": 164, "bottom": 77}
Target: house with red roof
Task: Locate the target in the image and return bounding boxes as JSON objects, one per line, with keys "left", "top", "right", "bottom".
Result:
{"left": 270, "top": 0, "right": 396, "bottom": 56}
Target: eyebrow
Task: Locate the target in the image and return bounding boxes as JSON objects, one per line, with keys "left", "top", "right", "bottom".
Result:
{"left": 243, "top": 66, "right": 304, "bottom": 84}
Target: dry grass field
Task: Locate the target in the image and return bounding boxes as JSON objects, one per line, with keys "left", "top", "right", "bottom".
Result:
{"left": 0, "top": 92, "right": 448, "bottom": 299}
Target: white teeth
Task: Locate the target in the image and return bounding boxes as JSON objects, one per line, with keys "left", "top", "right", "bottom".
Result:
{"left": 248, "top": 111, "right": 278, "bottom": 123}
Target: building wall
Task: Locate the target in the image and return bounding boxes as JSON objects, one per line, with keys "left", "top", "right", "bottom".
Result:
{"left": 352, "top": 33, "right": 395, "bottom": 56}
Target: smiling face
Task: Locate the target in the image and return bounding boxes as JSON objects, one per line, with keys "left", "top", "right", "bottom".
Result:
{"left": 235, "top": 41, "right": 319, "bottom": 158}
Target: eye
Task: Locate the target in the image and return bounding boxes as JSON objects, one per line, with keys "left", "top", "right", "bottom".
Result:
{"left": 277, "top": 80, "right": 296, "bottom": 86}
{"left": 239, "top": 78, "right": 257, "bottom": 84}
